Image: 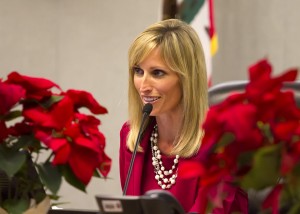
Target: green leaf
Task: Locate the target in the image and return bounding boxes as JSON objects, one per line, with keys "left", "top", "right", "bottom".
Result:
{"left": 213, "top": 132, "right": 235, "bottom": 151}
{"left": 62, "top": 165, "right": 86, "bottom": 192}
{"left": 2, "top": 198, "right": 30, "bottom": 214}
{"left": 292, "top": 162, "right": 300, "bottom": 177}
{"left": 1, "top": 110, "right": 22, "bottom": 121}
{"left": 0, "top": 145, "right": 26, "bottom": 177}
{"left": 13, "top": 135, "right": 41, "bottom": 151}
{"left": 257, "top": 121, "right": 274, "bottom": 144}
{"left": 93, "top": 168, "right": 102, "bottom": 178}
{"left": 37, "top": 162, "right": 62, "bottom": 195}
{"left": 48, "top": 193, "right": 61, "bottom": 201}
{"left": 280, "top": 164, "right": 300, "bottom": 208}
{"left": 287, "top": 203, "right": 300, "bottom": 214}
{"left": 42, "top": 95, "right": 64, "bottom": 109}
{"left": 238, "top": 150, "right": 255, "bottom": 168}
{"left": 241, "top": 144, "right": 281, "bottom": 190}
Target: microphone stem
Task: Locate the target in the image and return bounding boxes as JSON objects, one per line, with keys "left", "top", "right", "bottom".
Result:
{"left": 122, "top": 112, "right": 148, "bottom": 196}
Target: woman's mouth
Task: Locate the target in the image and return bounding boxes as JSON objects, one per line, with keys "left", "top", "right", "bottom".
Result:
{"left": 142, "top": 96, "right": 160, "bottom": 103}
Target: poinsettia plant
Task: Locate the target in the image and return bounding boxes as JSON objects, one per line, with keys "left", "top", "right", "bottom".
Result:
{"left": 180, "top": 59, "right": 300, "bottom": 214}
{"left": 0, "top": 71, "right": 111, "bottom": 213}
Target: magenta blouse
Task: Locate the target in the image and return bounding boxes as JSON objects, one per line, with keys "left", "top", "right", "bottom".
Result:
{"left": 119, "top": 121, "right": 248, "bottom": 213}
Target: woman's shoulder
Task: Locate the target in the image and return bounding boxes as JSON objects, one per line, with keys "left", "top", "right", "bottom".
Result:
{"left": 121, "top": 121, "right": 130, "bottom": 130}
{"left": 120, "top": 121, "right": 130, "bottom": 136}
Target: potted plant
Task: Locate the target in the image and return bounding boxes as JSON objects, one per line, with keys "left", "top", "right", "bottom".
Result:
{"left": 180, "top": 59, "right": 300, "bottom": 214}
{"left": 0, "top": 71, "right": 111, "bottom": 213}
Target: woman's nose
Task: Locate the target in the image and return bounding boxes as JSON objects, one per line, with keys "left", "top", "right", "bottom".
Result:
{"left": 139, "top": 75, "right": 152, "bottom": 93}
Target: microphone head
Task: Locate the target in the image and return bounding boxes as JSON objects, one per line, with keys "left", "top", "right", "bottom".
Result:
{"left": 142, "top": 103, "right": 153, "bottom": 115}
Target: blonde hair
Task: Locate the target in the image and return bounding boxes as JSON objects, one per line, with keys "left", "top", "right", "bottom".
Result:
{"left": 127, "top": 19, "right": 208, "bottom": 158}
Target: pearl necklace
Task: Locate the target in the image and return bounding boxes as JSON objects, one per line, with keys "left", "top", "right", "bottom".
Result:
{"left": 150, "top": 125, "right": 179, "bottom": 189}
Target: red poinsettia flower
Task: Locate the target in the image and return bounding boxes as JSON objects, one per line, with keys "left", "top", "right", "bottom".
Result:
{"left": 5, "top": 71, "right": 61, "bottom": 100}
{"left": 179, "top": 59, "right": 300, "bottom": 213}
{"left": 35, "top": 125, "right": 107, "bottom": 184}
{"left": 246, "top": 59, "right": 298, "bottom": 123}
{"left": 75, "top": 113, "right": 105, "bottom": 146}
{"left": 33, "top": 114, "right": 106, "bottom": 183}
{"left": 30, "top": 99, "right": 110, "bottom": 184}
{"left": 247, "top": 59, "right": 297, "bottom": 99}
{"left": 0, "top": 71, "right": 111, "bottom": 212}
{"left": 22, "top": 96, "right": 74, "bottom": 130}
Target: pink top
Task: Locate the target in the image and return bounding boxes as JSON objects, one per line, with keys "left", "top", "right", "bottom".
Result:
{"left": 119, "top": 121, "right": 248, "bottom": 213}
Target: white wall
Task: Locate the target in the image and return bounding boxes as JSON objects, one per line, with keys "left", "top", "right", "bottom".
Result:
{"left": 213, "top": 0, "right": 300, "bottom": 85}
{"left": 0, "top": 0, "right": 161, "bottom": 210}
{"left": 1, "top": 0, "right": 300, "bottom": 211}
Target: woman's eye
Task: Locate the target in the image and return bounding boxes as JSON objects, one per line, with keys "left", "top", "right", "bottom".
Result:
{"left": 152, "top": 69, "right": 165, "bottom": 77}
{"left": 133, "top": 67, "right": 143, "bottom": 75}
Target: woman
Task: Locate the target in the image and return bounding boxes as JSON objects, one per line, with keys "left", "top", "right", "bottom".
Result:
{"left": 119, "top": 19, "right": 247, "bottom": 213}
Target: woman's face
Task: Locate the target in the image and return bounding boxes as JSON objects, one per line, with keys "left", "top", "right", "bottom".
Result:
{"left": 133, "top": 47, "right": 182, "bottom": 117}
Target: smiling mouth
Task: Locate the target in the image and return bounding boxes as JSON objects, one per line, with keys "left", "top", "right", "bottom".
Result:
{"left": 142, "top": 96, "right": 160, "bottom": 103}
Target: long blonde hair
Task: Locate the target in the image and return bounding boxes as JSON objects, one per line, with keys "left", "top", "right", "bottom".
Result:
{"left": 127, "top": 19, "right": 208, "bottom": 158}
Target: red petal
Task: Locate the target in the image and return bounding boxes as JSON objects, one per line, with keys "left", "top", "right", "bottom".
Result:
{"left": 98, "top": 152, "right": 112, "bottom": 177}
{"left": 74, "top": 136, "right": 100, "bottom": 152}
{"left": 69, "top": 147, "right": 99, "bottom": 184}
{"left": 23, "top": 96, "right": 74, "bottom": 130}
{"left": 63, "top": 123, "right": 81, "bottom": 139}
{"left": 0, "top": 121, "right": 9, "bottom": 142}
{"left": 52, "top": 140, "right": 71, "bottom": 164}
{"left": 6, "top": 71, "right": 60, "bottom": 91}
{"left": 0, "top": 81, "right": 25, "bottom": 115}
{"left": 66, "top": 89, "right": 108, "bottom": 114}
{"left": 178, "top": 161, "right": 206, "bottom": 178}
{"left": 262, "top": 184, "right": 283, "bottom": 213}
{"left": 248, "top": 59, "right": 272, "bottom": 82}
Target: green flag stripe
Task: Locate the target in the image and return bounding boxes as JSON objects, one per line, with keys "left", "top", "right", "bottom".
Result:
{"left": 180, "top": 0, "right": 205, "bottom": 24}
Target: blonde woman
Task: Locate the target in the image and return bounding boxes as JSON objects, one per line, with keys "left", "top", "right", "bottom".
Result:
{"left": 119, "top": 19, "right": 247, "bottom": 213}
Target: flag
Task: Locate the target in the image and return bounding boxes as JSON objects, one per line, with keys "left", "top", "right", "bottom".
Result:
{"left": 178, "top": 0, "right": 218, "bottom": 85}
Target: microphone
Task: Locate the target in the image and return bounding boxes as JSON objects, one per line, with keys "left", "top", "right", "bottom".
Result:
{"left": 123, "top": 103, "right": 153, "bottom": 195}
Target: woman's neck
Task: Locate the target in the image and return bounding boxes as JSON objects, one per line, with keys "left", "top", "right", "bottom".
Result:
{"left": 155, "top": 114, "right": 182, "bottom": 155}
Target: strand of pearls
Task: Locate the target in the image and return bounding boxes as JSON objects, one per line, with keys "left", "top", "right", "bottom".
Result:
{"left": 150, "top": 125, "right": 179, "bottom": 189}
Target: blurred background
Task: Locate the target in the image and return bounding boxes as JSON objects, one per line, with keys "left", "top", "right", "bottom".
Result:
{"left": 0, "top": 0, "right": 299, "bottom": 211}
